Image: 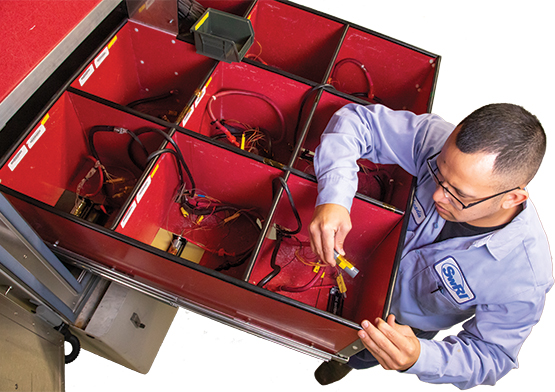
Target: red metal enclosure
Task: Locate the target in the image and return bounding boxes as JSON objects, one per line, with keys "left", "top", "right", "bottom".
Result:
{"left": 247, "top": 172, "right": 407, "bottom": 324}
{"left": 115, "top": 128, "right": 283, "bottom": 281}
{"left": 331, "top": 27, "right": 438, "bottom": 113}
{"left": 70, "top": 20, "right": 217, "bottom": 123}
{"left": 0, "top": 91, "right": 166, "bottom": 228}
{"left": 245, "top": 0, "right": 345, "bottom": 83}
{"left": 181, "top": 61, "right": 317, "bottom": 165}
{"left": 0, "top": 0, "right": 440, "bottom": 359}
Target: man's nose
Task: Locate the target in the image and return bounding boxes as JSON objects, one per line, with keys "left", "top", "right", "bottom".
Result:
{"left": 432, "top": 185, "right": 449, "bottom": 205}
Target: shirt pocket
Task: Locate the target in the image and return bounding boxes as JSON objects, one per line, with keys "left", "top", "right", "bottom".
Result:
{"left": 409, "top": 264, "right": 473, "bottom": 316}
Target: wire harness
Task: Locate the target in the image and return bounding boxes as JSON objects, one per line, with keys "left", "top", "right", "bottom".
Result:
{"left": 207, "top": 89, "right": 287, "bottom": 150}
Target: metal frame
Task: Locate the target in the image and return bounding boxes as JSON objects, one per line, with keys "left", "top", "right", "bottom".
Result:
{"left": 53, "top": 245, "right": 353, "bottom": 363}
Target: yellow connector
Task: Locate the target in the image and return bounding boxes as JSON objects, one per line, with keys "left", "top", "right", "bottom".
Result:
{"left": 240, "top": 132, "right": 246, "bottom": 150}
{"left": 333, "top": 250, "right": 360, "bottom": 278}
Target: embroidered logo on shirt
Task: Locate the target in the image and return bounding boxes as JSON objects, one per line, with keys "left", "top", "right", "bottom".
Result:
{"left": 411, "top": 196, "right": 426, "bottom": 225}
{"left": 434, "top": 257, "right": 475, "bottom": 304}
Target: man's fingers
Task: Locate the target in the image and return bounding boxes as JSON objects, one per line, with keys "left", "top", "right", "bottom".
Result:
{"left": 309, "top": 204, "right": 351, "bottom": 266}
{"left": 321, "top": 228, "right": 337, "bottom": 266}
{"left": 333, "top": 219, "right": 351, "bottom": 257}
{"left": 358, "top": 320, "right": 397, "bottom": 370}
{"left": 309, "top": 225, "right": 322, "bottom": 259}
{"left": 358, "top": 317, "right": 420, "bottom": 371}
{"left": 309, "top": 219, "right": 336, "bottom": 266}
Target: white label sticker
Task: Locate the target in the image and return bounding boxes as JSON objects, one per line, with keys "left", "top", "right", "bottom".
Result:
{"left": 120, "top": 200, "right": 137, "bottom": 229}
{"left": 195, "top": 86, "right": 207, "bottom": 108}
{"left": 181, "top": 107, "right": 194, "bottom": 127}
{"left": 136, "top": 175, "right": 151, "bottom": 203}
{"left": 27, "top": 124, "right": 46, "bottom": 149}
{"left": 8, "top": 146, "right": 28, "bottom": 171}
{"left": 79, "top": 64, "right": 95, "bottom": 86}
{"left": 94, "top": 47, "right": 109, "bottom": 68}
{"left": 434, "top": 257, "right": 475, "bottom": 304}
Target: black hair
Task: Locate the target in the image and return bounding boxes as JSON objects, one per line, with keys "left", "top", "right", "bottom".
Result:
{"left": 456, "top": 103, "right": 546, "bottom": 187}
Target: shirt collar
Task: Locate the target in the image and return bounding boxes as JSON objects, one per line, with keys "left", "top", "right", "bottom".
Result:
{"left": 474, "top": 201, "right": 529, "bottom": 260}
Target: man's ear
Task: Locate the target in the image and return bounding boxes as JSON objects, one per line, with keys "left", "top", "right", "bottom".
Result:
{"left": 501, "top": 189, "right": 528, "bottom": 209}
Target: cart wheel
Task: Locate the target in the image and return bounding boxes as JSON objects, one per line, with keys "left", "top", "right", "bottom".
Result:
{"left": 64, "top": 333, "right": 81, "bottom": 364}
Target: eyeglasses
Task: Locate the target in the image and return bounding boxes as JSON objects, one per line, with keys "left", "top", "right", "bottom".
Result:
{"left": 426, "top": 151, "right": 520, "bottom": 210}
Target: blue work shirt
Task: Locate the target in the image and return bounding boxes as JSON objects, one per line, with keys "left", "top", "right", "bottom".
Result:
{"left": 314, "top": 103, "right": 553, "bottom": 389}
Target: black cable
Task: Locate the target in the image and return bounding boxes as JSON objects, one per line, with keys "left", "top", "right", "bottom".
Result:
{"left": 257, "top": 177, "right": 302, "bottom": 288}
{"left": 133, "top": 128, "right": 196, "bottom": 194}
{"left": 215, "top": 249, "right": 254, "bottom": 272}
{"left": 374, "top": 174, "right": 386, "bottom": 201}
{"left": 126, "top": 90, "right": 179, "bottom": 109}
{"left": 275, "top": 177, "right": 302, "bottom": 236}
{"left": 88, "top": 126, "right": 149, "bottom": 165}
{"left": 89, "top": 125, "right": 197, "bottom": 198}
{"left": 180, "top": 197, "right": 261, "bottom": 231}
{"left": 293, "top": 84, "right": 334, "bottom": 144}
{"left": 88, "top": 125, "right": 112, "bottom": 161}
{"left": 257, "top": 231, "right": 285, "bottom": 287}
{"left": 180, "top": 197, "right": 262, "bottom": 272}
{"left": 146, "top": 148, "right": 184, "bottom": 185}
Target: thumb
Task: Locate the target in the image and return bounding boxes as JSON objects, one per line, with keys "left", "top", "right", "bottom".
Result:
{"left": 386, "top": 314, "right": 397, "bottom": 326}
{"left": 387, "top": 314, "right": 415, "bottom": 337}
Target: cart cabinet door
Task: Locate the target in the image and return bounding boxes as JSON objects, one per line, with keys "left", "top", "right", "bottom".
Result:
{"left": 0, "top": 192, "right": 88, "bottom": 323}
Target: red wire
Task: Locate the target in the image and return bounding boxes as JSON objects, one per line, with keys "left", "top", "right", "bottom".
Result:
{"left": 278, "top": 268, "right": 328, "bottom": 293}
{"left": 206, "top": 89, "right": 287, "bottom": 144}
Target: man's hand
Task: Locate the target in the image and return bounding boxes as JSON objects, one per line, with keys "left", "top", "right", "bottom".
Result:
{"left": 309, "top": 203, "right": 352, "bottom": 266}
{"left": 358, "top": 314, "right": 421, "bottom": 371}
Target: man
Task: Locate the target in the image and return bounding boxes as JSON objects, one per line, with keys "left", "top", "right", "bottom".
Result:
{"left": 309, "top": 103, "right": 552, "bottom": 389}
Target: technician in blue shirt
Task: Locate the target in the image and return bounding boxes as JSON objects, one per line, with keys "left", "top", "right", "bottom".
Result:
{"left": 310, "top": 103, "right": 552, "bottom": 389}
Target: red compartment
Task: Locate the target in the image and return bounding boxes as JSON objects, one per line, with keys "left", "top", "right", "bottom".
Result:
{"left": 3, "top": 189, "right": 360, "bottom": 355}
{"left": 245, "top": 1, "right": 344, "bottom": 83}
{"left": 294, "top": 89, "right": 414, "bottom": 211}
{"left": 248, "top": 173, "right": 405, "bottom": 324}
{"left": 70, "top": 20, "right": 216, "bottom": 123}
{"left": 0, "top": 91, "right": 166, "bottom": 227}
{"left": 331, "top": 27, "right": 438, "bottom": 114}
{"left": 182, "top": 61, "right": 315, "bottom": 164}
{"left": 116, "top": 129, "right": 283, "bottom": 280}
{"left": 297, "top": 90, "right": 353, "bottom": 156}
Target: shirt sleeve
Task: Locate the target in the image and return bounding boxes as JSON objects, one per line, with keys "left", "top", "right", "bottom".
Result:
{"left": 404, "top": 292, "right": 548, "bottom": 389}
{"left": 313, "top": 103, "right": 453, "bottom": 211}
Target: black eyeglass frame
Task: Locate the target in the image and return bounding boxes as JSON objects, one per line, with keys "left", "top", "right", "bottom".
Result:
{"left": 426, "top": 151, "right": 521, "bottom": 210}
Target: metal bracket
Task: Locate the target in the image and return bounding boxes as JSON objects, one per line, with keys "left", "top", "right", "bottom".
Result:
{"left": 130, "top": 312, "right": 146, "bottom": 329}
{"left": 337, "top": 338, "right": 365, "bottom": 361}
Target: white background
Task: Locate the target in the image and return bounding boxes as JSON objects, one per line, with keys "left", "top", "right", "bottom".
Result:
{"left": 66, "top": 1, "right": 555, "bottom": 391}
